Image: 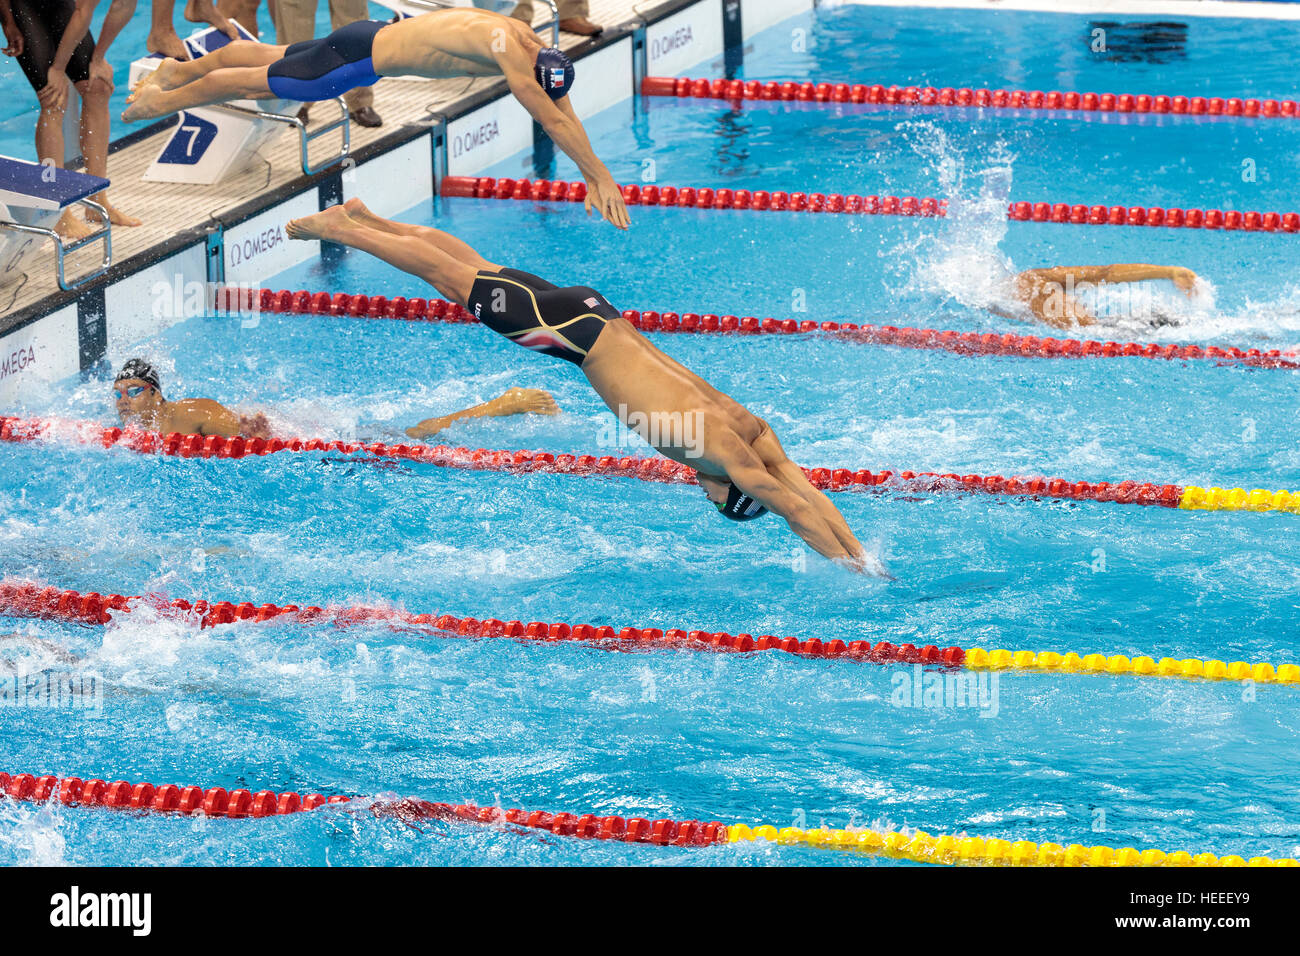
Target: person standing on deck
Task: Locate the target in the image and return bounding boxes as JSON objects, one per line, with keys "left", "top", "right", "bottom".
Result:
{"left": 510, "top": 0, "right": 601, "bottom": 37}
{"left": 0, "top": 0, "right": 141, "bottom": 236}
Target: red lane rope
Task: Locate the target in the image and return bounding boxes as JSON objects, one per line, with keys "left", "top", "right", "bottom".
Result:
{"left": 224, "top": 285, "right": 1300, "bottom": 370}
{"left": 0, "top": 415, "right": 1191, "bottom": 508}
{"left": 440, "top": 175, "right": 1300, "bottom": 235}
{"left": 643, "top": 76, "right": 1300, "bottom": 122}
{"left": 0, "top": 579, "right": 969, "bottom": 666}
{"left": 0, "top": 771, "right": 726, "bottom": 845}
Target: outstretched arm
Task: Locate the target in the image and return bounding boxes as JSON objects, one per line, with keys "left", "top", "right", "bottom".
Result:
{"left": 501, "top": 62, "right": 630, "bottom": 229}
{"left": 405, "top": 387, "right": 559, "bottom": 439}
{"left": 714, "top": 436, "right": 881, "bottom": 573}
{"left": 1025, "top": 264, "right": 1197, "bottom": 289}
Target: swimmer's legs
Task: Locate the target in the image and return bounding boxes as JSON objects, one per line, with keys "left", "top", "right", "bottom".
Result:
{"left": 147, "top": 40, "right": 287, "bottom": 90}
{"left": 286, "top": 205, "right": 480, "bottom": 305}
{"left": 341, "top": 198, "right": 500, "bottom": 272}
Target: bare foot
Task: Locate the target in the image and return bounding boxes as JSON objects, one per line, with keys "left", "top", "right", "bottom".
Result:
{"left": 185, "top": 0, "right": 239, "bottom": 40}
{"left": 122, "top": 83, "right": 170, "bottom": 122}
{"left": 490, "top": 387, "right": 560, "bottom": 417}
{"left": 147, "top": 57, "right": 187, "bottom": 92}
{"left": 342, "top": 196, "right": 381, "bottom": 226}
{"left": 54, "top": 210, "right": 96, "bottom": 241}
{"left": 285, "top": 204, "right": 357, "bottom": 242}
{"left": 85, "top": 199, "right": 142, "bottom": 228}
{"left": 146, "top": 28, "right": 189, "bottom": 60}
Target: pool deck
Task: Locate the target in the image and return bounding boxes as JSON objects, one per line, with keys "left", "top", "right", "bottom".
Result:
{"left": 0, "top": 0, "right": 693, "bottom": 337}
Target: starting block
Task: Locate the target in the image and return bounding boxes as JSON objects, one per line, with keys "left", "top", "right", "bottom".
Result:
{"left": 128, "top": 19, "right": 350, "bottom": 185}
{"left": 0, "top": 154, "right": 112, "bottom": 292}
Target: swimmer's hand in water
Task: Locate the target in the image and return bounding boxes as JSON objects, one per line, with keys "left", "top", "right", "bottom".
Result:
{"left": 487, "top": 387, "right": 560, "bottom": 418}
{"left": 847, "top": 552, "right": 895, "bottom": 580}
{"left": 1170, "top": 267, "right": 1200, "bottom": 295}
{"left": 238, "top": 412, "right": 272, "bottom": 440}
{"left": 584, "top": 175, "right": 631, "bottom": 230}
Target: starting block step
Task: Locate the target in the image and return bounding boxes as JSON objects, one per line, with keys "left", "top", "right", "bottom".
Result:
{"left": 0, "top": 154, "right": 112, "bottom": 292}
{"left": 129, "top": 20, "right": 350, "bottom": 186}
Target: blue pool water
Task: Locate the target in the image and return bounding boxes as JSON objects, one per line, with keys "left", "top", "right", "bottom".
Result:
{"left": 2, "top": 4, "right": 1299, "bottom": 865}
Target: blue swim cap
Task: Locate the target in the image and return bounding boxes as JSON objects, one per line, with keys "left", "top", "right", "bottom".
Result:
{"left": 535, "top": 47, "right": 575, "bottom": 100}
{"left": 715, "top": 482, "right": 768, "bottom": 521}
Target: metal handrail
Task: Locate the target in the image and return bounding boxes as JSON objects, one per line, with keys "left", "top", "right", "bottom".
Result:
{"left": 0, "top": 198, "right": 112, "bottom": 291}
{"left": 209, "top": 97, "right": 351, "bottom": 175}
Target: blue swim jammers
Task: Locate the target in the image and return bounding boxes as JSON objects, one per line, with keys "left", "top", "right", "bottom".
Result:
{"left": 266, "top": 19, "right": 384, "bottom": 101}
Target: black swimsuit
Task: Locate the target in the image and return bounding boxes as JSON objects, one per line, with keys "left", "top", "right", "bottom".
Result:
{"left": 11, "top": 0, "right": 94, "bottom": 91}
{"left": 467, "top": 268, "right": 620, "bottom": 367}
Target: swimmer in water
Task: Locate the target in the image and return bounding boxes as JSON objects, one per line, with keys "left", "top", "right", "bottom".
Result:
{"left": 113, "top": 358, "right": 558, "bottom": 440}
{"left": 113, "top": 358, "right": 272, "bottom": 438}
{"left": 995, "top": 264, "right": 1200, "bottom": 329}
{"left": 122, "top": 7, "right": 630, "bottom": 229}
{"left": 286, "top": 200, "right": 884, "bottom": 576}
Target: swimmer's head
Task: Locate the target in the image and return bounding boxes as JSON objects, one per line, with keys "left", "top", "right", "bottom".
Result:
{"left": 113, "top": 358, "right": 163, "bottom": 423}
{"left": 534, "top": 47, "right": 574, "bottom": 101}
{"left": 699, "top": 474, "right": 769, "bottom": 522}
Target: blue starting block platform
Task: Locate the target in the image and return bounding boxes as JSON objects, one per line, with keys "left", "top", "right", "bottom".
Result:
{"left": 0, "top": 155, "right": 112, "bottom": 292}
{"left": 128, "top": 19, "right": 351, "bottom": 185}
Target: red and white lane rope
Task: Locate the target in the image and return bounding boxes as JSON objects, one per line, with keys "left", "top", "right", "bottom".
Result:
{"left": 6, "top": 579, "right": 1297, "bottom": 686}
{"left": 0, "top": 579, "right": 969, "bottom": 665}
{"left": 0, "top": 771, "right": 725, "bottom": 845}
{"left": 225, "top": 285, "right": 1300, "bottom": 370}
{"left": 3, "top": 415, "right": 1296, "bottom": 514}
{"left": 0, "top": 413, "right": 1224, "bottom": 509}
{"left": 2, "top": 771, "right": 1291, "bottom": 866}
{"left": 440, "top": 175, "right": 1300, "bottom": 234}
{"left": 642, "top": 76, "right": 1300, "bottom": 121}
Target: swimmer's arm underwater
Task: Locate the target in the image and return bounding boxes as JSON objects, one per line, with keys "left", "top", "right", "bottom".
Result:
{"left": 499, "top": 58, "right": 630, "bottom": 230}
{"left": 404, "top": 387, "right": 559, "bottom": 440}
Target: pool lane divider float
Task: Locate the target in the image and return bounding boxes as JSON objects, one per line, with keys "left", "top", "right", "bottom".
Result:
{"left": 2, "top": 581, "right": 1295, "bottom": 687}
{"left": 2, "top": 771, "right": 1291, "bottom": 867}
{"left": 643, "top": 76, "right": 1300, "bottom": 123}
{"left": 2, "top": 416, "right": 1297, "bottom": 515}
{"left": 440, "top": 175, "right": 1300, "bottom": 235}
{"left": 224, "top": 285, "right": 1300, "bottom": 371}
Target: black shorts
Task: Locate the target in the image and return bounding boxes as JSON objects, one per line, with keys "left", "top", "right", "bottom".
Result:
{"left": 11, "top": 0, "right": 94, "bottom": 92}
{"left": 467, "top": 268, "right": 620, "bottom": 367}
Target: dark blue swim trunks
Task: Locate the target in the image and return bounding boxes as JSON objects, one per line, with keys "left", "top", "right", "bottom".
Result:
{"left": 266, "top": 19, "right": 384, "bottom": 101}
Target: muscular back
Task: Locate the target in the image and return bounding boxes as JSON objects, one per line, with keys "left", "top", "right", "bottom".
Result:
{"left": 581, "top": 320, "right": 769, "bottom": 472}
{"left": 372, "top": 9, "right": 542, "bottom": 79}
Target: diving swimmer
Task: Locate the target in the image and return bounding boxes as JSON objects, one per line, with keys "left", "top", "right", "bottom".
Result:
{"left": 285, "top": 200, "right": 885, "bottom": 576}
{"left": 113, "top": 358, "right": 559, "bottom": 440}
{"left": 122, "top": 7, "right": 630, "bottom": 228}
{"left": 998, "top": 264, "right": 1201, "bottom": 329}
